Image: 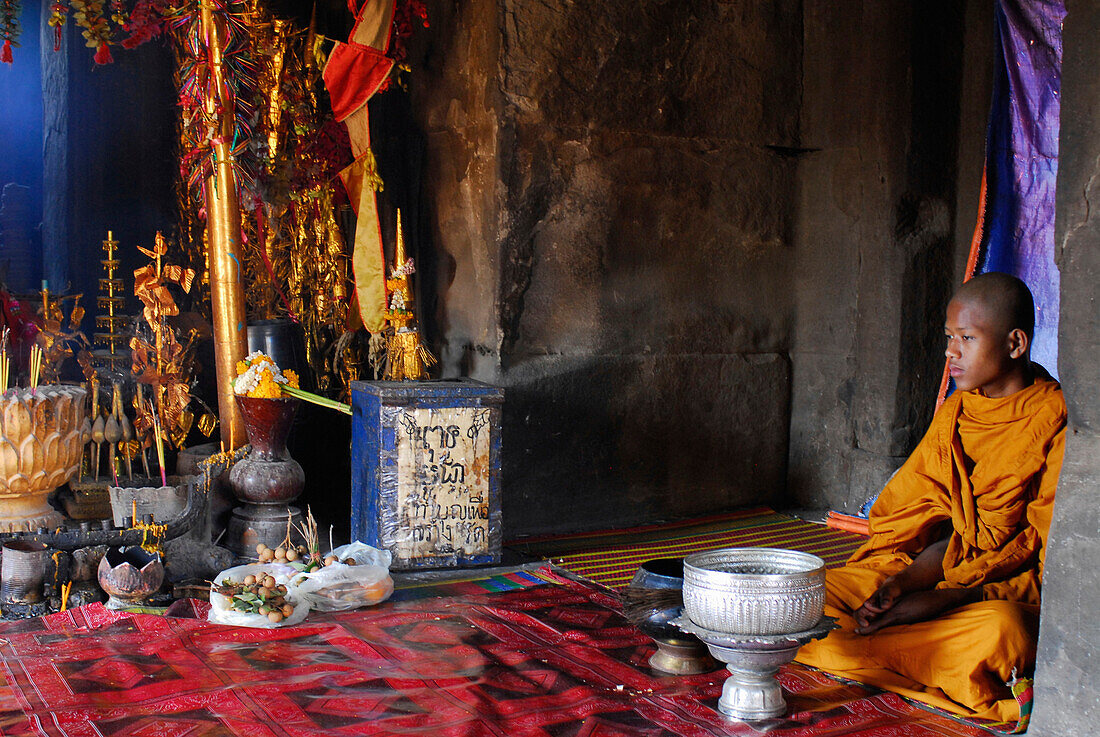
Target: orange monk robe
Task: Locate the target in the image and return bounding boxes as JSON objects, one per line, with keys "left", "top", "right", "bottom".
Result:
{"left": 796, "top": 378, "right": 1066, "bottom": 723}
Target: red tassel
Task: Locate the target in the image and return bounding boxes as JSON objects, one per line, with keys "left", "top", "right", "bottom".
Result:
{"left": 93, "top": 42, "right": 113, "bottom": 65}
{"left": 1, "top": 40, "right": 12, "bottom": 65}
{"left": 54, "top": 27, "right": 61, "bottom": 52}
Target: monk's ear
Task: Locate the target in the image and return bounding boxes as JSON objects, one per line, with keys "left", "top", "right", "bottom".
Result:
{"left": 1007, "top": 328, "right": 1029, "bottom": 359}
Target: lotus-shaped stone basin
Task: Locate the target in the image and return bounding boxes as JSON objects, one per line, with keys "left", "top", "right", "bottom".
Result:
{"left": 97, "top": 546, "right": 164, "bottom": 609}
{"left": 0, "top": 385, "right": 87, "bottom": 532}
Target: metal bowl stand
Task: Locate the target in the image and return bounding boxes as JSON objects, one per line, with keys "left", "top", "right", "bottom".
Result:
{"left": 649, "top": 637, "right": 717, "bottom": 675}
{"left": 673, "top": 615, "right": 836, "bottom": 721}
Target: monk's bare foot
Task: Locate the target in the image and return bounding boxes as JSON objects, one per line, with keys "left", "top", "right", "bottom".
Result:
{"left": 854, "top": 588, "right": 978, "bottom": 635}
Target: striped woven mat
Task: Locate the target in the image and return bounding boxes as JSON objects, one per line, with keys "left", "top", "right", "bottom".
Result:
{"left": 508, "top": 507, "right": 865, "bottom": 589}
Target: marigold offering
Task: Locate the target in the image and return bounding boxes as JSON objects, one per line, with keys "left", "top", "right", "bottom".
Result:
{"left": 233, "top": 351, "right": 300, "bottom": 398}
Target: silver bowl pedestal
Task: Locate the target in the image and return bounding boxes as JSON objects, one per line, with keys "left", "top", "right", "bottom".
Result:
{"left": 673, "top": 614, "right": 837, "bottom": 721}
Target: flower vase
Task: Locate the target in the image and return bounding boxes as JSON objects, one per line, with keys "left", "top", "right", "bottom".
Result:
{"left": 227, "top": 396, "right": 305, "bottom": 556}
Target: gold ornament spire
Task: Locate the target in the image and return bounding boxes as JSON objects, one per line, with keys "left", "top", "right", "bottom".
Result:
{"left": 383, "top": 209, "right": 435, "bottom": 381}
{"left": 92, "top": 230, "right": 129, "bottom": 372}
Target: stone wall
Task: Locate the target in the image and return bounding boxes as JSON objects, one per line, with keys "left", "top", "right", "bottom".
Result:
{"left": 414, "top": 0, "right": 802, "bottom": 535}
{"left": 1029, "top": 1, "right": 1100, "bottom": 730}
{"left": 788, "top": 2, "right": 982, "bottom": 513}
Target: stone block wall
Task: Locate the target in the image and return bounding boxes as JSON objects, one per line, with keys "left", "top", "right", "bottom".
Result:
{"left": 413, "top": 0, "right": 802, "bottom": 535}
{"left": 788, "top": 1, "right": 982, "bottom": 513}
{"left": 412, "top": 0, "right": 988, "bottom": 534}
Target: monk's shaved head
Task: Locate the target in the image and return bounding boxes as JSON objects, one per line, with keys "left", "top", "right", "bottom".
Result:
{"left": 952, "top": 272, "right": 1035, "bottom": 340}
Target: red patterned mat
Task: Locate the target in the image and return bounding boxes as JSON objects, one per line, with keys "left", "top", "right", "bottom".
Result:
{"left": 0, "top": 572, "right": 1000, "bottom": 736}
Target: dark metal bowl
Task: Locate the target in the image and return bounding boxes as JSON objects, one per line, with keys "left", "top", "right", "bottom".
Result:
{"left": 622, "top": 558, "right": 717, "bottom": 675}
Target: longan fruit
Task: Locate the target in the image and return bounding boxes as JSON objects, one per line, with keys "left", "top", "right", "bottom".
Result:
{"left": 256, "top": 543, "right": 268, "bottom": 554}
{"left": 285, "top": 549, "right": 299, "bottom": 562}
{"left": 267, "top": 611, "right": 284, "bottom": 624}
{"left": 344, "top": 558, "right": 356, "bottom": 566}
{"left": 274, "top": 547, "right": 287, "bottom": 560}
{"left": 324, "top": 555, "right": 337, "bottom": 566}
{"left": 259, "top": 549, "right": 275, "bottom": 563}
{"left": 258, "top": 604, "right": 271, "bottom": 616}
{"left": 281, "top": 604, "right": 294, "bottom": 617}
{"left": 262, "top": 575, "right": 276, "bottom": 589}
{"left": 243, "top": 574, "right": 257, "bottom": 586}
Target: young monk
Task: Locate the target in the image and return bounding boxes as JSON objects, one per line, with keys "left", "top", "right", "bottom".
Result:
{"left": 795, "top": 272, "right": 1066, "bottom": 723}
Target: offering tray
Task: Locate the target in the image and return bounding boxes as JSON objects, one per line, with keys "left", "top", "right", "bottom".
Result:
{"left": 672, "top": 614, "right": 837, "bottom": 721}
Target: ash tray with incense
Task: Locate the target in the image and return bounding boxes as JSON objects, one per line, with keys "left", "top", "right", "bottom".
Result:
{"left": 621, "top": 558, "right": 719, "bottom": 675}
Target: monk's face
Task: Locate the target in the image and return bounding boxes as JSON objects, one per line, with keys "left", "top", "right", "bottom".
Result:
{"left": 944, "top": 298, "right": 1025, "bottom": 397}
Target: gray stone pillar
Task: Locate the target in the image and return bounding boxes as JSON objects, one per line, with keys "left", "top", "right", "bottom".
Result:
{"left": 1029, "top": 0, "right": 1100, "bottom": 731}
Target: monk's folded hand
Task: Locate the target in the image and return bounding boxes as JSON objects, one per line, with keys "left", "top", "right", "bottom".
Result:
{"left": 854, "top": 576, "right": 905, "bottom": 630}
{"left": 854, "top": 587, "right": 979, "bottom": 635}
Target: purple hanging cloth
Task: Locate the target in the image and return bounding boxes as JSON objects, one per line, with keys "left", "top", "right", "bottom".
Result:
{"left": 978, "top": 0, "right": 1065, "bottom": 377}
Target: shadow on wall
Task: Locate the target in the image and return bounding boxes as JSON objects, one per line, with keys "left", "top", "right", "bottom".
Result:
{"left": 500, "top": 352, "right": 790, "bottom": 538}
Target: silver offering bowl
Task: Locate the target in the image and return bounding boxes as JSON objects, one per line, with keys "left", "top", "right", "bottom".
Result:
{"left": 673, "top": 613, "right": 836, "bottom": 720}
{"left": 677, "top": 547, "right": 833, "bottom": 720}
{"left": 621, "top": 558, "right": 718, "bottom": 675}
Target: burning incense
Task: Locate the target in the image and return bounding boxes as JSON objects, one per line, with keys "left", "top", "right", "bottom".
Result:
{"left": 29, "top": 344, "right": 43, "bottom": 388}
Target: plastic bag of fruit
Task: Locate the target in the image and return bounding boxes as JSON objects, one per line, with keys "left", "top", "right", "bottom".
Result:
{"left": 291, "top": 542, "right": 394, "bottom": 612}
{"left": 208, "top": 563, "right": 310, "bottom": 628}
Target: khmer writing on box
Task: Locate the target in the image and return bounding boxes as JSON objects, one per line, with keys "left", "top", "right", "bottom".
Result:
{"left": 350, "top": 380, "right": 503, "bottom": 569}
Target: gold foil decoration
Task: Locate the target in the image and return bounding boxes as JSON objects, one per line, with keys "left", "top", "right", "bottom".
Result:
{"left": 130, "top": 233, "right": 199, "bottom": 451}
{"left": 383, "top": 210, "right": 435, "bottom": 381}
{"left": 36, "top": 288, "right": 90, "bottom": 385}
{"left": 173, "top": 1, "right": 362, "bottom": 402}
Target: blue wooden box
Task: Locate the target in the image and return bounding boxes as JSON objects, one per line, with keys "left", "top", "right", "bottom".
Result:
{"left": 350, "top": 380, "right": 503, "bottom": 569}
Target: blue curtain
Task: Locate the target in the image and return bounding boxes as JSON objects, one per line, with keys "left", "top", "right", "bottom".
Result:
{"left": 978, "top": 0, "right": 1065, "bottom": 377}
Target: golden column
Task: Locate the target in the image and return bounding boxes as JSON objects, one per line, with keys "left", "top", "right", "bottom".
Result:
{"left": 200, "top": 0, "right": 248, "bottom": 448}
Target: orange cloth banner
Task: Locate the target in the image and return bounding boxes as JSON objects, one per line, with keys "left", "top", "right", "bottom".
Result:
{"left": 324, "top": 0, "right": 396, "bottom": 333}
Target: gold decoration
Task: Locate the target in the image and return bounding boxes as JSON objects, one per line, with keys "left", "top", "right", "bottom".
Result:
{"left": 130, "top": 232, "right": 199, "bottom": 451}
{"left": 91, "top": 231, "right": 129, "bottom": 372}
{"left": 35, "top": 287, "right": 89, "bottom": 386}
{"left": 383, "top": 210, "right": 435, "bottom": 381}
{"left": 199, "top": 0, "right": 249, "bottom": 449}
{"left": 0, "top": 385, "right": 87, "bottom": 532}
{"left": 174, "top": 2, "right": 361, "bottom": 402}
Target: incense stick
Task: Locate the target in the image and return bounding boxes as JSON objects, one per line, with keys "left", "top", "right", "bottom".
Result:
{"left": 60, "top": 581, "right": 72, "bottom": 612}
{"left": 149, "top": 399, "right": 167, "bottom": 486}
{"left": 29, "top": 344, "right": 43, "bottom": 389}
{"left": 0, "top": 327, "right": 9, "bottom": 392}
